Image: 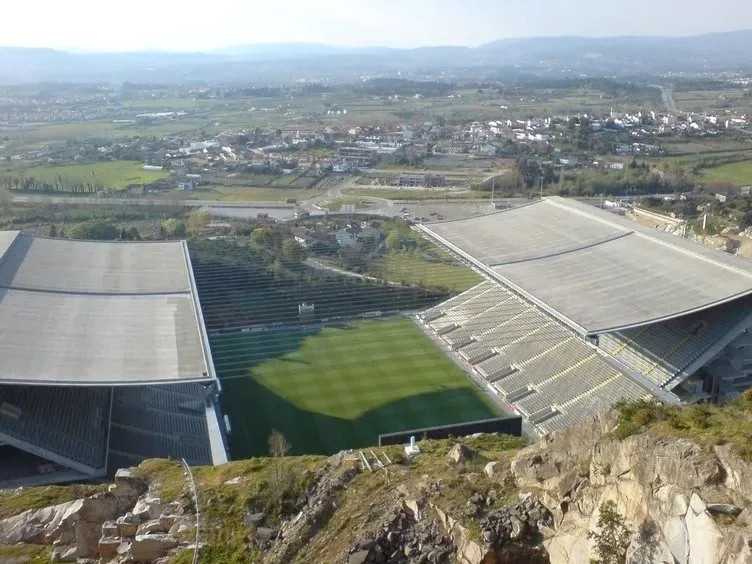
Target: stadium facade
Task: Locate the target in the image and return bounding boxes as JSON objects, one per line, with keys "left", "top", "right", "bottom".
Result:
{"left": 417, "top": 197, "right": 752, "bottom": 436}
{"left": 0, "top": 232, "right": 227, "bottom": 488}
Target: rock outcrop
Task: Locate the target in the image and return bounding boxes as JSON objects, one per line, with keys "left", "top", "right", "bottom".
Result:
{"left": 1, "top": 411, "right": 752, "bottom": 563}
{"left": 511, "top": 413, "right": 752, "bottom": 564}
{"left": 0, "top": 467, "right": 195, "bottom": 564}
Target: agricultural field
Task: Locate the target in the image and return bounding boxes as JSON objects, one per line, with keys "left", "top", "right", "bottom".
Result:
{"left": 6, "top": 161, "right": 168, "bottom": 190}
{"left": 211, "top": 318, "right": 498, "bottom": 458}
{"left": 700, "top": 160, "right": 752, "bottom": 186}
{"left": 673, "top": 89, "right": 752, "bottom": 113}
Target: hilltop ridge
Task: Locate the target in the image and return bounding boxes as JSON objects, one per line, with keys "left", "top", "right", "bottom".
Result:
{"left": 1, "top": 394, "right": 751, "bottom": 563}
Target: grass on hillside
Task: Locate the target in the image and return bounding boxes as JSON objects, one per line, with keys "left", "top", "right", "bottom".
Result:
{"left": 0, "top": 545, "right": 51, "bottom": 563}
{"left": 211, "top": 318, "right": 499, "bottom": 458}
{"left": 374, "top": 250, "right": 483, "bottom": 292}
{"left": 700, "top": 159, "right": 752, "bottom": 186}
{"left": 0, "top": 483, "right": 107, "bottom": 521}
{"left": 612, "top": 390, "right": 752, "bottom": 459}
{"left": 12, "top": 161, "right": 168, "bottom": 190}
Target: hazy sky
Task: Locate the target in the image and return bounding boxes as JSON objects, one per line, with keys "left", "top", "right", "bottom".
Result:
{"left": 4, "top": 0, "right": 752, "bottom": 52}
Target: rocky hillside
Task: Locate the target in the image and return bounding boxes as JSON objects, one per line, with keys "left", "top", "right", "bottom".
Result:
{"left": 1, "top": 393, "right": 752, "bottom": 563}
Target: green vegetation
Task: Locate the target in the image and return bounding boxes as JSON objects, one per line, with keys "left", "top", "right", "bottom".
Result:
{"left": 67, "top": 219, "right": 119, "bottom": 240}
{"left": 212, "top": 318, "right": 499, "bottom": 458}
{"left": 700, "top": 160, "right": 752, "bottom": 186}
{"left": 0, "top": 545, "right": 52, "bottom": 563}
{"left": 588, "top": 500, "right": 632, "bottom": 564}
{"left": 612, "top": 390, "right": 752, "bottom": 459}
{"left": 189, "top": 239, "right": 447, "bottom": 332}
{"left": 319, "top": 198, "right": 374, "bottom": 211}
{"left": 0, "top": 484, "right": 107, "bottom": 520}
{"left": 374, "top": 250, "right": 482, "bottom": 292}
{"left": 1, "top": 161, "right": 168, "bottom": 193}
{"left": 174, "top": 185, "right": 323, "bottom": 202}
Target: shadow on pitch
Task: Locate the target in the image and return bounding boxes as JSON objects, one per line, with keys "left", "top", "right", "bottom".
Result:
{"left": 221, "top": 376, "right": 497, "bottom": 459}
{"left": 210, "top": 325, "right": 326, "bottom": 376}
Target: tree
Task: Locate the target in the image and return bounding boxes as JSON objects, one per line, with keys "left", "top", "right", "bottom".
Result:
{"left": 268, "top": 429, "right": 291, "bottom": 458}
{"left": 0, "top": 186, "right": 11, "bottom": 216}
{"left": 385, "top": 230, "right": 402, "bottom": 251}
{"left": 267, "top": 429, "right": 293, "bottom": 511}
{"left": 187, "top": 209, "right": 210, "bottom": 234}
{"left": 162, "top": 218, "right": 187, "bottom": 238}
{"left": 282, "top": 239, "right": 307, "bottom": 263}
{"left": 588, "top": 500, "right": 632, "bottom": 564}
{"left": 68, "top": 220, "right": 118, "bottom": 240}
{"left": 251, "top": 227, "right": 271, "bottom": 246}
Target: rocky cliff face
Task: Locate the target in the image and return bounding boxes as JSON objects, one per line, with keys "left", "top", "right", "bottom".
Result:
{"left": 1, "top": 410, "right": 751, "bottom": 563}
{"left": 512, "top": 412, "right": 752, "bottom": 564}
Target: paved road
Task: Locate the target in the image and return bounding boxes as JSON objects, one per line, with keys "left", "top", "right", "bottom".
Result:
{"left": 650, "top": 84, "right": 678, "bottom": 113}
{"left": 10, "top": 193, "right": 295, "bottom": 209}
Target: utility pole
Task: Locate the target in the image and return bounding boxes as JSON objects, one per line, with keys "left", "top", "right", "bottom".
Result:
{"left": 491, "top": 176, "right": 495, "bottom": 209}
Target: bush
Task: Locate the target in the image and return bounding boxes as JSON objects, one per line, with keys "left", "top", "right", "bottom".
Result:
{"left": 67, "top": 219, "right": 118, "bottom": 240}
{"left": 588, "top": 500, "right": 631, "bottom": 564}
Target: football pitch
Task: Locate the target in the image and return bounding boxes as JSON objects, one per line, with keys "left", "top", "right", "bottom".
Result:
{"left": 210, "top": 318, "right": 499, "bottom": 458}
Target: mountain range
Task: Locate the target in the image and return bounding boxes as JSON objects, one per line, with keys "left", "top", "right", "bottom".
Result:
{"left": 1, "top": 30, "right": 751, "bottom": 85}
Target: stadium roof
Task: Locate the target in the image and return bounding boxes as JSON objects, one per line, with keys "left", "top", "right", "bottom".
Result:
{"left": 420, "top": 197, "right": 752, "bottom": 335}
{"left": 0, "top": 232, "right": 215, "bottom": 385}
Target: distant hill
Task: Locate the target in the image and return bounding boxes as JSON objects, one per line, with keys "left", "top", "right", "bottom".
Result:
{"left": 1, "top": 30, "right": 752, "bottom": 84}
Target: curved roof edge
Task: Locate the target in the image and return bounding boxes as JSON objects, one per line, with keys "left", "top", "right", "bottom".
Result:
{"left": 419, "top": 221, "right": 752, "bottom": 337}
{"left": 416, "top": 223, "right": 589, "bottom": 334}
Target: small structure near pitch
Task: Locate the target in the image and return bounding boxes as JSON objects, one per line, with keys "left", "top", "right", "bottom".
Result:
{"left": 404, "top": 436, "right": 421, "bottom": 458}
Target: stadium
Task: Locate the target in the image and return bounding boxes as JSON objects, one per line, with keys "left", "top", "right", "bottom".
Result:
{"left": 0, "top": 232, "right": 227, "bottom": 488}
{"left": 416, "top": 197, "right": 752, "bottom": 436}
{"left": 3, "top": 195, "right": 752, "bottom": 484}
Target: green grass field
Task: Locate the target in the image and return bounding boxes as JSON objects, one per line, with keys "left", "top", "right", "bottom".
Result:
{"left": 173, "top": 185, "right": 324, "bottom": 202}
{"left": 15, "top": 161, "right": 168, "bottom": 189}
{"left": 700, "top": 160, "right": 752, "bottom": 186}
{"left": 211, "top": 318, "right": 498, "bottom": 458}
{"left": 376, "top": 251, "right": 483, "bottom": 292}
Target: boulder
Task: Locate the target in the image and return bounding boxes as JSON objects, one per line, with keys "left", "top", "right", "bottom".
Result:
{"left": 75, "top": 520, "right": 104, "bottom": 558}
{"left": 50, "top": 546, "right": 77, "bottom": 562}
{"left": 130, "top": 533, "right": 177, "bottom": 562}
{"left": 447, "top": 444, "right": 474, "bottom": 465}
{"left": 137, "top": 518, "right": 170, "bottom": 535}
{"left": 116, "top": 513, "right": 141, "bottom": 537}
{"left": 685, "top": 494, "right": 724, "bottom": 564}
{"left": 483, "top": 461, "right": 502, "bottom": 478}
{"left": 661, "top": 516, "right": 689, "bottom": 564}
{"left": 256, "top": 527, "right": 278, "bottom": 542}
{"left": 101, "top": 520, "right": 118, "bottom": 537}
{"left": 403, "top": 499, "right": 421, "bottom": 521}
{"left": 348, "top": 550, "right": 369, "bottom": 564}
{"left": 132, "top": 496, "right": 165, "bottom": 521}
{"left": 706, "top": 504, "right": 742, "bottom": 516}
{"left": 245, "top": 511, "right": 265, "bottom": 526}
{"left": 98, "top": 536, "right": 121, "bottom": 559}
{"left": 714, "top": 444, "right": 752, "bottom": 502}
{"left": 168, "top": 515, "right": 194, "bottom": 537}
{"left": 110, "top": 468, "right": 149, "bottom": 509}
